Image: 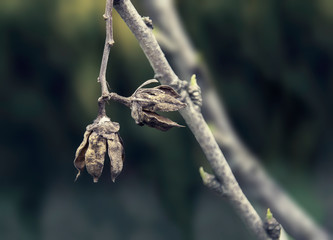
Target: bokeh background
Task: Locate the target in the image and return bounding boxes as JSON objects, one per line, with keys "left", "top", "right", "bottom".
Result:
{"left": 1, "top": 0, "right": 332, "bottom": 239}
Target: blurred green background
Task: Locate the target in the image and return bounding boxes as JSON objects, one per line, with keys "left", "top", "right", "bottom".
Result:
{"left": 0, "top": 0, "right": 332, "bottom": 239}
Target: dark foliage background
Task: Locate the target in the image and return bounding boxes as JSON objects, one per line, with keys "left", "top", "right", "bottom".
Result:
{"left": 0, "top": 0, "right": 332, "bottom": 239}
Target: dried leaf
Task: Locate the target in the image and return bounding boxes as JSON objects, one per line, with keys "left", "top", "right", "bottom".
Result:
{"left": 85, "top": 132, "right": 107, "bottom": 183}
{"left": 73, "top": 130, "right": 91, "bottom": 181}
{"left": 134, "top": 79, "right": 159, "bottom": 94}
{"left": 141, "top": 110, "right": 185, "bottom": 131}
{"left": 154, "top": 85, "right": 181, "bottom": 98}
{"left": 107, "top": 133, "right": 125, "bottom": 182}
{"left": 133, "top": 79, "right": 181, "bottom": 100}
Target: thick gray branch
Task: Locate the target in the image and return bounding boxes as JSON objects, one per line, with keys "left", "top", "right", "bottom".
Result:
{"left": 141, "top": 0, "right": 332, "bottom": 239}
{"left": 114, "top": 0, "right": 269, "bottom": 239}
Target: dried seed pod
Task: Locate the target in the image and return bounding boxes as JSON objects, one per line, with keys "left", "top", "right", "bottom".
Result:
{"left": 73, "top": 116, "right": 125, "bottom": 183}
{"left": 85, "top": 131, "right": 107, "bottom": 183}
{"left": 86, "top": 116, "right": 120, "bottom": 134}
{"left": 128, "top": 79, "right": 186, "bottom": 131}
{"left": 133, "top": 81, "right": 186, "bottom": 112}
{"left": 108, "top": 80, "right": 186, "bottom": 131}
{"left": 107, "top": 133, "right": 125, "bottom": 182}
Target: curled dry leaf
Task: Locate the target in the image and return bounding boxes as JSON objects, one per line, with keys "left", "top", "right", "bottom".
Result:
{"left": 73, "top": 116, "right": 125, "bottom": 183}
{"left": 74, "top": 130, "right": 91, "bottom": 181}
{"left": 140, "top": 110, "right": 185, "bottom": 131}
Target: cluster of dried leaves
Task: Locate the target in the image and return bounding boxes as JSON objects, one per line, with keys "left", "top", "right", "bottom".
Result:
{"left": 74, "top": 80, "right": 186, "bottom": 182}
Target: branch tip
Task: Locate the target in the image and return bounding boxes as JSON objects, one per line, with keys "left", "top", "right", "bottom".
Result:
{"left": 199, "top": 166, "right": 208, "bottom": 184}
{"left": 188, "top": 74, "right": 202, "bottom": 110}
{"left": 264, "top": 208, "right": 282, "bottom": 240}
{"left": 190, "top": 74, "right": 197, "bottom": 86}
{"left": 266, "top": 208, "right": 273, "bottom": 220}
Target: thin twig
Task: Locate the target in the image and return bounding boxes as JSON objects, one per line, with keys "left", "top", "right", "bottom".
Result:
{"left": 98, "top": 0, "right": 114, "bottom": 116}
{"left": 141, "top": 0, "right": 332, "bottom": 239}
{"left": 113, "top": 0, "right": 270, "bottom": 239}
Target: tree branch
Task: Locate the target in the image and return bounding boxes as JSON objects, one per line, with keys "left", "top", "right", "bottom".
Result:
{"left": 113, "top": 0, "right": 270, "bottom": 239}
{"left": 97, "top": 0, "right": 114, "bottom": 116}
{"left": 141, "top": 0, "right": 332, "bottom": 239}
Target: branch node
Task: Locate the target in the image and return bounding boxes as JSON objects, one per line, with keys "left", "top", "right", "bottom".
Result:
{"left": 264, "top": 209, "right": 282, "bottom": 240}
{"left": 142, "top": 16, "right": 154, "bottom": 29}
{"left": 167, "top": 78, "right": 187, "bottom": 94}
{"left": 153, "top": 73, "right": 164, "bottom": 81}
{"left": 188, "top": 74, "right": 202, "bottom": 111}
{"left": 199, "top": 167, "right": 227, "bottom": 197}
